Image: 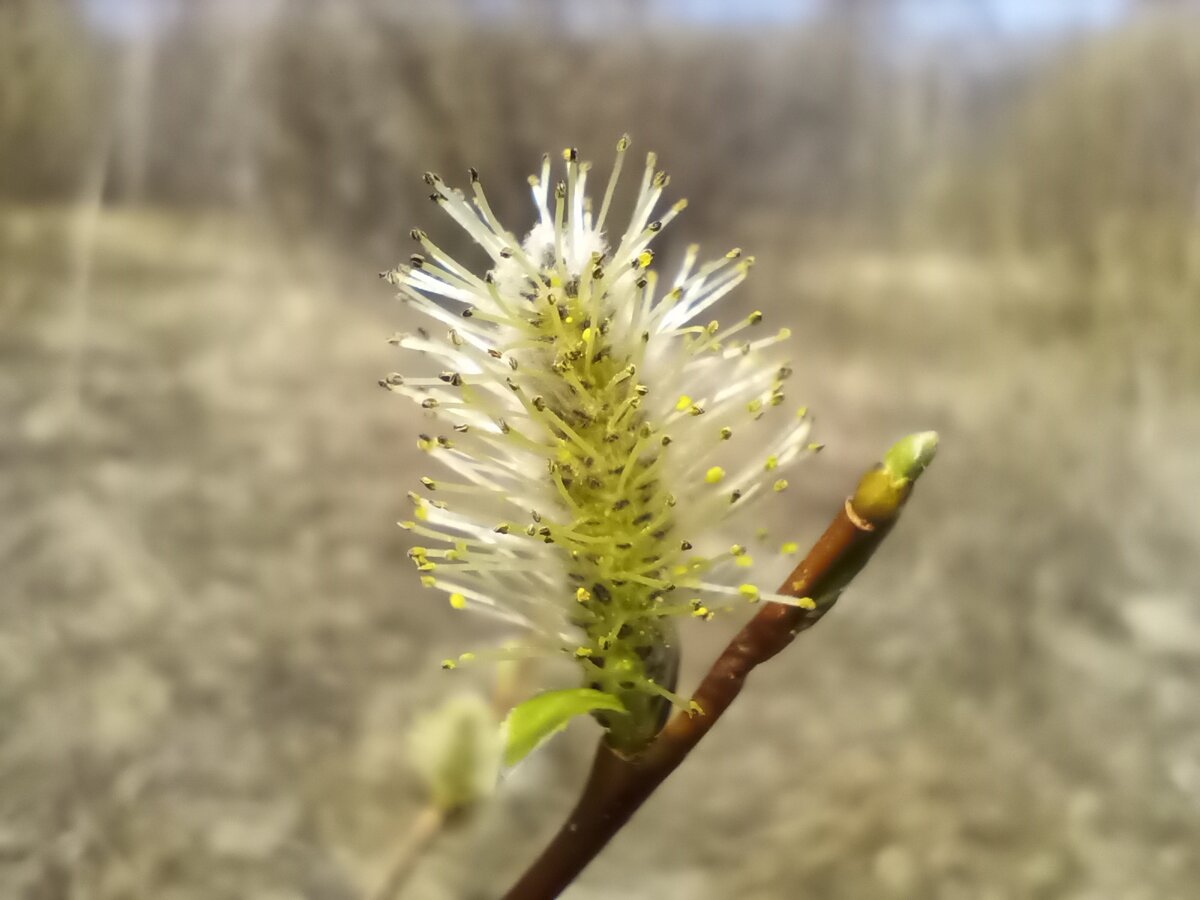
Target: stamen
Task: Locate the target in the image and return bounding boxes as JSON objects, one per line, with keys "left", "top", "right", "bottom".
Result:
{"left": 595, "top": 134, "right": 629, "bottom": 237}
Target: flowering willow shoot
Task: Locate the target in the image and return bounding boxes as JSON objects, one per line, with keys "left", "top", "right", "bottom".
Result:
{"left": 381, "top": 138, "right": 937, "bottom": 898}
{"left": 382, "top": 137, "right": 820, "bottom": 753}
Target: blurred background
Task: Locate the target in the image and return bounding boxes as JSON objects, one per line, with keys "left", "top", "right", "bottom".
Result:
{"left": 2, "top": 0, "right": 1199, "bottom": 897}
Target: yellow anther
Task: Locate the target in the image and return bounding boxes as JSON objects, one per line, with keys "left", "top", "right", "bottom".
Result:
{"left": 736, "top": 555, "right": 754, "bottom": 569}
{"left": 449, "top": 593, "right": 466, "bottom": 609}
{"left": 781, "top": 541, "right": 799, "bottom": 555}
{"left": 637, "top": 250, "right": 654, "bottom": 268}
{"left": 440, "top": 659, "right": 456, "bottom": 670}
{"left": 459, "top": 652, "right": 476, "bottom": 662}
{"left": 575, "top": 587, "right": 592, "bottom": 603}
{"left": 675, "top": 394, "right": 693, "bottom": 412}
{"left": 574, "top": 647, "right": 594, "bottom": 658}
{"left": 705, "top": 466, "right": 726, "bottom": 484}
{"left": 764, "top": 455, "right": 779, "bottom": 470}
{"left": 738, "top": 583, "right": 760, "bottom": 601}
{"left": 420, "top": 575, "right": 437, "bottom": 588}
{"left": 773, "top": 479, "right": 789, "bottom": 492}
{"left": 797, "top": 597, "right": 817, "bottom": 610}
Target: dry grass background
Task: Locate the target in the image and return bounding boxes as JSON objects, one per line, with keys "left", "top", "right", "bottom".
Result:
{"left": 2, "top": 2, "right": 1200, "bottom": 898}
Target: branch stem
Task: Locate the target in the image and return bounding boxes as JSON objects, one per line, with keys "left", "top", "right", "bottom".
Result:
{"left": 502, "top": 437, "right": 935, "bottom": 900}
{"left": 371, "top": 804, "right": 446, "bottom": 900}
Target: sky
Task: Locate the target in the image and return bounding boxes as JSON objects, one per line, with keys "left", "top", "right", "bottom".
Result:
{"left": 82, "top": 0, "right": 1132, "bottom": 38}
{"left": 650, "top": 0, "right": 1130, "bottom": 33}
{"left": 897, "top": 0, "right": 1130, "bottom": 37}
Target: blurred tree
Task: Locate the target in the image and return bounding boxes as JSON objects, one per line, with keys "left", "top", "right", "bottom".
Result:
{"left": 0, "top": 0, "right": 105, "bottom": 200}
{"left": 927, "top": 9, "right": 1200, "bottom": 274}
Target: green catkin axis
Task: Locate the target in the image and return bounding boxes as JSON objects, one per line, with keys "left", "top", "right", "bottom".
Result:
{"left": 529, "top": 277, "right": 683, "bottom": 753}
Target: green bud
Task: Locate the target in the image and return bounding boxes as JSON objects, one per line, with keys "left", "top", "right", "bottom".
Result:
{"left": 408, "top": 694, "right": 503, "bottom": 812}
{"left": 882, "top": 431, "right": 939, "bottom": 484}
{"left": 852, "top": 432, "right": 939, "bottom": 525}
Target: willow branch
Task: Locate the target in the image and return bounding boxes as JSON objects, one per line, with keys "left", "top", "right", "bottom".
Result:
{"left": 502, "top": 433, "right": 938, "bottom": 900}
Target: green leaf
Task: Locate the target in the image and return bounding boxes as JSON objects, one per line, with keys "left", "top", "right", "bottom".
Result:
{"left": 502, "top": 688, "right": 626, "bottom": 767}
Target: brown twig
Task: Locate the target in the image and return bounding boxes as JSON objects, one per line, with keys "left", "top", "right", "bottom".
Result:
{"left": 370, "top": 804, "right": 446, "bottom": 900}
{"left": 502, "top": 443, "right": 933, "bottom": 899}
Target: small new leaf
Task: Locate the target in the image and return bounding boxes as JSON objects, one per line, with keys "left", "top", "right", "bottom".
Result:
{"left": 503, "top": 688, "right": 627, "bottom": 767}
